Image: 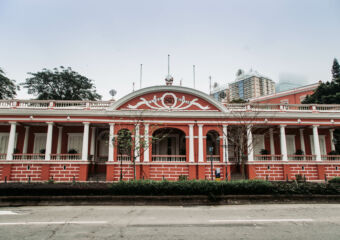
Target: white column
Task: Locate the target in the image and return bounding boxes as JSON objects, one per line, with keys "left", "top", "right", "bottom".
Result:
{"left": 90, "top": 127, "right": 96, "bottom": 156}
{"left": 189, "top": 124, "right": 194, "bottom": 162}
{"left": 280, "top": 125, "right": 288, "bottom": 161}
{"left": 299, "top": 129, "right": 306, "bottom": 154}
{"left": 247, "top": 125, "right": 254, "bottom": 161}
{"left": 269, "top": 128, "right": 275, "bottom": 155}
{"left": 144, "top": 124, "right": 149, "bottom": 162}
{"left": 81, "top": 122, "right": 90, "bottom": 161}
{"left": 313, "top": 125, "right": 321, "bottom": 161}
{"left": 134, "top": 124, "right": 140, "bottom": 162}
{"left": 198, "top": 124, "right": 204, "bottom": 162}
{"left": 108, "top": 123, "right": 114, "bottom": 161}
{"left": 330, "top": 129, "right": 335, "bottom": 151}
{"left": 23, "top": 126, "right": 30, "bottom": 154}
{"left": 57, "top": 127, "right": 63, "bottom": 154}
{"left": 45, "top": 122, "right": 54, "bottom": 160}
{"left": 6, "top": 122, "right": 17, "bottom": 160}
{"left": 223, "top": 125, "right": 228, "bottom": 162}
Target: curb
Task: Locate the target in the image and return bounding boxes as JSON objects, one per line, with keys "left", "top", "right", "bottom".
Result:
{"left": 1, "top": 195, "right": 340, "bottom": 206}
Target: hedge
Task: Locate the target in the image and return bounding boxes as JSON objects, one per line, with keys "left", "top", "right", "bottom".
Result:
{"left": 0, "top": 180, "right": 339, "bottom": 196}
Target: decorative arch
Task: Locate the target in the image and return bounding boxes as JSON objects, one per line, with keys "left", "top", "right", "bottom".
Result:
{"left": 109, "top": 86, "right": 227, "bottom": 112}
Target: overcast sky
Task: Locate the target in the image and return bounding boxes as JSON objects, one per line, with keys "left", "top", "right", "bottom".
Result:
{"left": 1, "top": 0, "right": 339, "bottom": 100}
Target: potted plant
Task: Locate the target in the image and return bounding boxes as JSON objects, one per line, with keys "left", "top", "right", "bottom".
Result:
{"left": 259, "top": 149, "right": 269, "bottom": 160}
{"left": 295, "top": 149, "right": 304, "bottom": 160}
{"left": 68, "top": 149, "right": 78, "bottom": 160}
{"left": 39, "top": 149, "right": 45, "bottom": 159}
{"left": 328, "top": 150, "right": 338, "bottom": 160}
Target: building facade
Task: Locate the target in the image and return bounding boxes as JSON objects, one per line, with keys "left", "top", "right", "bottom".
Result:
{"left": 229, "top": 70, "right": 276, "bottom": 101}
{"left": 0, "top": 85, "right": 339, "bottom": 182}
{"left": 249, "top": 82, "right": 320, "bottom": 104}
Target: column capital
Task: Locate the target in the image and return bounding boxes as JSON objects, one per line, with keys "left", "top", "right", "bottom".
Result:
{"left": 312, "top": 125, "right": 319, "bottom": 128}
{"left": 280, "top": 124, "right": 286, "bottom": 128}
{"left": 46, "top": 122, "right": 54, "bottom": 125}
{"left": 24, "top": 126, "right": 30, "bottom": 129}
{"left": 198, "top": 124, "right": 204, "bottom": 127}
{"left": 329, "top": 129, "right": 335, "bottom": 132}
{"left": 109, "top": 123, "right": 115, "bottom": 126}
{"left": 144, "top": 123, "right": 149, "bottom": 127}
{"left": 8, "top": 121, "right": 17, "bottom": 125}
{"left": 83, "top": 122, "right": 90, "bottom": 125}
{"left": 188, "top": 124, "right": 194, "bottom": 127}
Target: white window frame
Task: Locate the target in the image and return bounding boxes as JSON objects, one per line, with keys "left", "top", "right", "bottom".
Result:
{"left": 67, "top": 133, "right": 83, "bottom": 154}
{"left": 310, "top": 135, "right": 327, "bottom": 155}
{"left": 33, "top": 133, "right": 47, "bottom": 154}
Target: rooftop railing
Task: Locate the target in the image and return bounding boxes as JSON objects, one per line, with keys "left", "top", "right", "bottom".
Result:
{"left": 0, "top": 100, "right": 340, "bottom": 112}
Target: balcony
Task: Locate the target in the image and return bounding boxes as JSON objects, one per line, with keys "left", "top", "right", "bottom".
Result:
{"left": 0, "top": 153, "right": 6, "bottom": 160}
{"left": 206, "top": 155, "right": 220, "bottom": 162}
{"left": 12, "top": 154, "right": 45, "bottom": 160}
{"left": 254, "top": 155, "right": 282, "bottom": 161}
{"left": 151, "top": 155, "right": 186, "bottom": 162}
{"left": 117, "top": 155, "right": 131, "bottom": 162}
{"left": 1, "top": 99, "right": 340, "bottom": 113}
{"left": 321, "top": 155, "right": 340, "bottom": 161}
{"left": 50, "top": 154, "right": 82, "bottom": 160}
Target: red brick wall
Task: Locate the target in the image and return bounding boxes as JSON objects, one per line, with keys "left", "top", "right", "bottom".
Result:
{"left": 324, "top": 165, "right": 340, "bottom": 179}
{"left": 49, "top": 164, "right": 80, "bottom": 182}
{"left": 204, "top": 165, "right": 225, "bottom": 180}
{"left": 0, "top": 165, "right": 2, "bottom": 179}
{"left": 10, "top": 164, "right": 42, "bottom": 182}
{"left": 289, "top": 164, "right": 318, "bottom": 180}
{"left": 149, "top": 164, "right": 189, "bottom": 181}
{"left": 113, "top": 164, "right": 134, "bottom": 181}
{"left": 253, "top": 164, "right": 284, "bottom": 181}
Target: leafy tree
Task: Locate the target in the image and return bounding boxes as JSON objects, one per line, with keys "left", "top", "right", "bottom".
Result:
{"left": 0, "top": 68, "right": 17, "bottom": 99}
{"left": 21, "top": 66, "right": 102, "bottom": 100}
{"left": 303, "top": 58, "right": 340, "bottom": 104}
{"left": 230, "top": 98, "right": 248, "bottom": 103}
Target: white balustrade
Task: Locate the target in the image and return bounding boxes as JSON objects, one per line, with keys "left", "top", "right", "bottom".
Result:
{"left": 152, "top": 155, "right": 186, "bottom": 162}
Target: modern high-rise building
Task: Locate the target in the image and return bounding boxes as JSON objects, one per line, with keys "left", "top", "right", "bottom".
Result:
{"left": 229, "top": 69, "right": 276, "bottom": 101}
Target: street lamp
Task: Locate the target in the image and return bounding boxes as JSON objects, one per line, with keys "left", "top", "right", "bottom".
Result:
{"left": 209, "top": 146, "right": 214, "bottom": 180}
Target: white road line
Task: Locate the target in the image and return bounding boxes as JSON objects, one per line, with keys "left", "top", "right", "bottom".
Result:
{"left": 0, "top": 221, "right": 108, "bottom": 226}
{"left": 209, "top": 219, "right": 313, "bottom": 223}
{"left": 0, "top": 211, "right": 18, "bottom": 215}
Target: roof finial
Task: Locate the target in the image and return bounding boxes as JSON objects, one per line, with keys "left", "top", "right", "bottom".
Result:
{"left": 165, "top": 54, "right": 173, "bottom": 86}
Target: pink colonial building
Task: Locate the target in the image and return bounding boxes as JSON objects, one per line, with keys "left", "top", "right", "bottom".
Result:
{"left": 0, "top": 83, "right": 339, "bottom": 182}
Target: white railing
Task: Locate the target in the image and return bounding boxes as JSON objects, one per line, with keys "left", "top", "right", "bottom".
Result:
{"left": 1, "top": 100, "right": 340, "bottom": 113}
{"left": 12, "top": 154, "right": 45, "bottom": 160}
{"left": 206, "top": 155, "right": 220, "bottom": 162}
{"left": 50, "top": 154, "right": 82, "bottom": 160}
{"left": 0, "top": 153, "right": 6, "bottom": 160}
{"left": 117, "top": 155, "right": 131, "bottom": 162}
{"left": 254, "top": 155, "right": 282, "bottom": 161}
{"left": 287, "top": 155, "right": 316, "bottom": 161}
{"left": 152, "top": 155, "right": 186, "bottom": 162}
{"left": 321, "top": 155, "right": 340, "bottom": 161}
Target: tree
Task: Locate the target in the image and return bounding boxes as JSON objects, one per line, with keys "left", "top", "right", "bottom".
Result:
{"left": 114, "top": 115, "right": 170, "bottom": 180}
{"left": 21, "top": 66, "right": 102, "bottom": 100}
{"left": 303, "top": 58, "right": 340, "bottom": 104}
{"left": 218, "top": 109, "right": 274, "bottom": 179}
{"left": 230, "top": 98, "right": 248, "bottom": 103}
{"left": 0, "top": 68, "right": 17, "bottom": 99}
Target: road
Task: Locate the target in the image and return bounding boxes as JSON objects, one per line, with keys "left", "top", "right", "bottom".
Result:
{"left": 0, "top": 204, "right": 339, "bottom": 239}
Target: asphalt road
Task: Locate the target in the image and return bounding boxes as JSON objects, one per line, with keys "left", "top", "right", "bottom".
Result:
{"left": 0, "top": 204, "right": 339, "bottom": 240}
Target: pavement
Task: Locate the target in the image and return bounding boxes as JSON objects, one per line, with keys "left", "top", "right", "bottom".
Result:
{"left": 0, "top": 204, "right": 339, "bottom": 239}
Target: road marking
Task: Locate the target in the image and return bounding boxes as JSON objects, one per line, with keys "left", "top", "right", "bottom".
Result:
{"left": 0, "top": 211, "right": 18, "bottom": 215}
{"left": 209, "top": 219, "right": 313, "bottom": 223}
{"left": 0, "top": 221, "right": 108, "bottom": 226}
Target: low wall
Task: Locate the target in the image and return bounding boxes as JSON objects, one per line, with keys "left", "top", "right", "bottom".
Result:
{"left": 248, "top": 162, "right": 340, "bottom": 181}
{"left": 0, "top": 162, "right": 89, "bottom": 182}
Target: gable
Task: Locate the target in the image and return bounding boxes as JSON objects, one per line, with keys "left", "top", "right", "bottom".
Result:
{"left": 112, "top": 86, "right": 225, "bottom": 112}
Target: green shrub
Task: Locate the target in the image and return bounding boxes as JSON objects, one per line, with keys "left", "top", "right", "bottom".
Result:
{"left": 0, "top": 180, "right": 338, "bottom": 196}
{"left": 329, "top": 177, "right": 340, "bottom": 183}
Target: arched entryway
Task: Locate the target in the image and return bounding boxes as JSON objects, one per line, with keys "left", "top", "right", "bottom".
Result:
{"left": 116, "top": 128, "right": 132, "bottom": 162}
{"left": 152, "top": 128, "right": 186, "bottom": 162}
{"left": 206, "top": 130, "right": 220, "bottom": 162}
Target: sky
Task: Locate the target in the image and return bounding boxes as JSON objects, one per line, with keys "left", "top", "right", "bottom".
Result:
{"left": 0, "top": 0, "right": 340, "bottom": 100}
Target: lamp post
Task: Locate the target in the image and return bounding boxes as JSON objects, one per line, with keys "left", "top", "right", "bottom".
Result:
{"left": 209, "top": 146, "right": 214, "bottom": 180}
